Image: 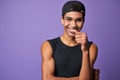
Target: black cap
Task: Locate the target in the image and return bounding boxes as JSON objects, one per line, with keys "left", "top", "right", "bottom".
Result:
{"left": 62, "top": 1, "right": 86, "bottom": 17}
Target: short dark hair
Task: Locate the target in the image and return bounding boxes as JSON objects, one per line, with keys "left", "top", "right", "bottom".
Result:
{"left": 62, "top": 0, "right": 86, "bottom": 18}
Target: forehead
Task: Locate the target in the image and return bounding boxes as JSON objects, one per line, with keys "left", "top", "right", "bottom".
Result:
{"left": 64, "top": 11, "right": 83, "bottom": 18}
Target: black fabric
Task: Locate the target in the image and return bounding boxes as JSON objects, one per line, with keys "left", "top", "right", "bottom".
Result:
{"left": 48, "top": 37, "right": 93, "bottom": 77}
{"left": 62, "top": 1, "right": 85, "bottom": 17}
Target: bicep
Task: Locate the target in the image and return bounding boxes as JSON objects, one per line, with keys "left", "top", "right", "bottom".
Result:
{"left": 41, "top": 41, "right": 55, "bottom": 80}
{"left": 89, "top": 43, "right": 98, "bottom": 80}
{"left": 89, "top": 43, "right": 98, "bottom": 67}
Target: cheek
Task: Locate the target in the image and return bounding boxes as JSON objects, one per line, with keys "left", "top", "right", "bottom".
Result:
{"left": 76, "top": 23, "right": 83, "bottom": 31}
{"left": 63, "top": 22, "right": 70, "bottom": 28}
{"left": 78, "top": 22, "right": 84, "bottom": 27}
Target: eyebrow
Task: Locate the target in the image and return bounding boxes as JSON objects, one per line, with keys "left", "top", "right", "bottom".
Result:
{"left": 65, "top": 16, "right": 83, "bottom": 20}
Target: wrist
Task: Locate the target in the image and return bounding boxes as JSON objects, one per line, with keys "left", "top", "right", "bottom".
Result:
{"left": 82, "top": 50, "right": 89, "bottom": 56}
{"left": 82, "top": 50, "right": 88, "bottom": 53}
{"left": 81, "top": 42, "right": 89, "bottom": 52}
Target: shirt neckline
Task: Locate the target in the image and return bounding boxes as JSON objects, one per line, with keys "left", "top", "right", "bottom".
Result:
{"left": 58, "top": 37, "right": 80, "bottom": 48}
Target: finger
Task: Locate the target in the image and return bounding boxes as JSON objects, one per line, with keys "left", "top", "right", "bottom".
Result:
{"left": 94, "top": 72, "right": 100, "bottom": 80}
{"left": 75, "top": 38, "right": 86, "bottom": 45}
{"left": 94, "top": 69, "right": 100, "bottom": 74}
{"left": 75, "top": 34, "right": 82, "bottom": 38}
{"left": 75, "top": 31, "right": 82, "bottom": 35}
{"left": 75, "top": 31, "right": 86, "bottom": 34}
{"left": 75, "top": 36, "right": 87, "bottom": 42}
{"left": 75, "top": 32, "right": 86, "bottom": 38}
{"left": 75, "top": 32, "right": 87, "bottom": 39}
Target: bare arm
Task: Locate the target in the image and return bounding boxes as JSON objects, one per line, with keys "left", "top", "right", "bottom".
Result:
{"left": 89, "top": 43, "right": 99, "bottom": 80}
{"left": 74, "top": 31, "right": 98, "bottom": 80}
{"left": 41, "top": 41, "right": 79, "bottom": 80}
{"left": 79, "top": 50, "right": 91, "bottom": 80}
{"left": 79, "top": 43, "right": 98, "bottom": 80}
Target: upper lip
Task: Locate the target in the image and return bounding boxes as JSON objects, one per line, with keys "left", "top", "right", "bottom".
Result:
{"left": 67, "top": 27, "right": 80, "bottom": 31}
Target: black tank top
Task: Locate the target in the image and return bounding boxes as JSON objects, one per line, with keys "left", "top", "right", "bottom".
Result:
{"left": 48, "top": 37, "right": 92, "bottom": 77}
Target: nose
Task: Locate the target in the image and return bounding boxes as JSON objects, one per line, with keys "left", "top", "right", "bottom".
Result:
{"left": 71, "top": 21, "right": 77, "bottom": 28}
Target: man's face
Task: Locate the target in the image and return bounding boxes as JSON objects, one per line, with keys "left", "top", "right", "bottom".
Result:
{"left": 62, "top": 11, "right": 84, "bottom": 37}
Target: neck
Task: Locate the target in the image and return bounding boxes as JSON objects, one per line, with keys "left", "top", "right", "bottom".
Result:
{"left": 60, "top": 34, "right": 77, "bottom": 46}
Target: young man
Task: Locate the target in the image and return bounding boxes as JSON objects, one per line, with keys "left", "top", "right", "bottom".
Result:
{"left": 41, "top": 1, "right": 99, "bottom": 80}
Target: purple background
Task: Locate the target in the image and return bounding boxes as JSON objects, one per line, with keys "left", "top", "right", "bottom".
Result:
{"left": 0, "top": 0, "right": 120, "bottom": 80}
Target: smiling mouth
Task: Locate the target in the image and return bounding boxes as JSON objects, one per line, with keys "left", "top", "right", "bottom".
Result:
{"left": 67, "top": 27, "right": 79, "bottom": 36}
{"left": 67, "top": 26, "right": 80, "bottom": 31}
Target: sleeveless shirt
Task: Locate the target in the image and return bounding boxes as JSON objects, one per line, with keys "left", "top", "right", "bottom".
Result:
{"left": 48, "top": 37, "right": 92, "bottom": 77}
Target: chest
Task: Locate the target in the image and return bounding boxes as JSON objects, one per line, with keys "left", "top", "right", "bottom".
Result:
{"left": 54, "top": 44, "right": 82, "bottom": 66}
{"left": 53, "top": 43, "right": 82, "bottom": 77}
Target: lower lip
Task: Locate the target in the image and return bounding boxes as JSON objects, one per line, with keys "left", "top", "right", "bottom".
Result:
{"left": 67, "top": 28, "right": 76, "bottom": 36}
{"left": 69, "top": 28, "right": 76, "bottom": 32}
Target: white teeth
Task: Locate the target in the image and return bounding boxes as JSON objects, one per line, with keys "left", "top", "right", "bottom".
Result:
{"left": 69, "top": 28, "right": 76, "bottom": 34}
{"left": 67, "top": 27, "right": 79, "bottom": 31}
{"left": 66, "top": 28, "right": 76, "bottom": 36}
{"left": 69, "top": 28, "right": 75, "bottom": 31}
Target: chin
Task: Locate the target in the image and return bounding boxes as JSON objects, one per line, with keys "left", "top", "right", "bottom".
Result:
{"left": 68, "top": 32, "right": 75, "bottom": 37}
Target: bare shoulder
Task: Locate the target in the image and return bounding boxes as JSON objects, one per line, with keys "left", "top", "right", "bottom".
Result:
{"left": 89, "top": 43, "right": 98, "bottom": 66}
{"left": 41, "top": 40, "right": 51, "bottom": 51}
{"left": 41, "top": 41, "right": 55, "bottom": 79}
{"left": 41, "top": 40, "right": 53, "bottom": 59}
{"left": 90, "top": 43, "right": 98, "bottom": 53}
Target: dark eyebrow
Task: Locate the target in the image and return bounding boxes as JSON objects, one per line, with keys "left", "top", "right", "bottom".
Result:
{"left": 64, "top": 16, "right": 83, "bottom": 21}
{"left": 65, "top": 16, "right": 72, "bottom": 19}
{"left": 76, "top": 18, "right": 83, "bottom": 20}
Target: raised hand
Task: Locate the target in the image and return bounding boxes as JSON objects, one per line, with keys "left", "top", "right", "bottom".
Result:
{"left": 74, "top": 31, "right": 88, "bottom": 51}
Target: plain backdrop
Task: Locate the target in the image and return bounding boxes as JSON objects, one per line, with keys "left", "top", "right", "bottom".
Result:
{"left": 0, "top": 0, "right": 120, "bottom": 80}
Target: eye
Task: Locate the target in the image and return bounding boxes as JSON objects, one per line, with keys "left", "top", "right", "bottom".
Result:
{"left": 76, "top": 18, "right": 83, "bottom": 22}
{"left": 65, "top": 17, "right": 72, "bottom": 21}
